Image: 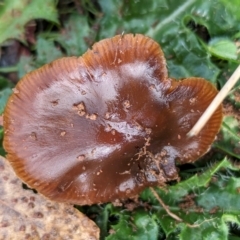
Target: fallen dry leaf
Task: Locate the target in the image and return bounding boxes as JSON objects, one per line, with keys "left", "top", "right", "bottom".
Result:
{"left": 0, "top": 156, "right": 100, "bottom": 240}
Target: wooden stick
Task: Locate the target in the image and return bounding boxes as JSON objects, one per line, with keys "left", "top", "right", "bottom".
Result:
{"left": 187, "top": 65, "right": 240, "bottom": 137}
{"left": 150, "top": 187, "right": 183, "bottom": 222}
{"left": 150, "top": 187, "right": 217, "bottom": 228}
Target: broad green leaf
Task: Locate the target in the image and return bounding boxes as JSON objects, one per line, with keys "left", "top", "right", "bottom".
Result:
{"left": 185, "top": 0, "right": 240, "bottom": 36}
{"left": 55, "top": 14, "right": 92, "bottom": 56}
{"left": 220, "top": 0, "right": 240, "bottom": 22}
{"left": 0, "top": 0, "right": 58, "bottom": 44}
{"left": 197, "top": 177, "right": 240, "bottom": 212}
{"left": 97, "top": 0, "right": 124, "bottom": 39}
{"left": 161, "top": 30, "right": 219, "bottom": 81}
{"left": 214, "top": 116, "right": 240, "bottom": 159}
{"left": 17, "top": 55, "right": 35, "bottom": 78}
{"left": 35, "top": 36, "right": 63, "bottom": 66}
{"left": 208, "top": 38, "right": 238, "bottom": 61}
{"left": 17, "top": 37, "right": 63, "bottom": 78}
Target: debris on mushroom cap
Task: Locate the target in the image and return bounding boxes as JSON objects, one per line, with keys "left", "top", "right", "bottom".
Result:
{"left": 3, "top": 34, "right": 222, "bottom": 205}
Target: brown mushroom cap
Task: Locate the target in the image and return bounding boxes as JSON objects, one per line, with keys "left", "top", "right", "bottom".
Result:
{"left": 3, "top": 34, "right": 222, "bottom": 205}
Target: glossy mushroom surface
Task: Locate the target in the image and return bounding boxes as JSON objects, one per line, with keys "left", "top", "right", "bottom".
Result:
{"left": 3, "top": 34, "right": 222, "bottom": 205}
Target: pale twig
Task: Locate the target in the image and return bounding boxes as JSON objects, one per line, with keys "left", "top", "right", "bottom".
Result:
{"left": 150, "top": 187, "right": 182, "bottom": 222}
{"left": 187, "top": 65, "right": 240, "bottom": 137}
{"left": 150, "top": 187, "right": 216, "bottom": 228}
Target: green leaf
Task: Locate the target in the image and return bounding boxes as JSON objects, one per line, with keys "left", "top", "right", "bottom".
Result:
{"left": 208, "top": 38, "right": 238, "bottom": 61}
{"left": 76, "top": 204, "right": 111, "bottom": 239}
{"left": 162, "top": 31, "right": 219, "bottom": 81}
{"left": 220, "top": 0, "right": 240, "bottom": 22}
{"left": 55, "top": 14, "right": 92, "bottom": 56}
{"left": 97, "top": 0, "right": 240, "bottom": 83}
{"left": 186, "top": 0, "right": 240, "bottom": 36}
{"left": 228, "top": 88, "right": 240, "bottom": 109}
{"left": 180, "top": 218, "right": 228, "bottom": 240}
{"left": 214, "top": 116, "right": 240, "bottom": 159}
{"left": 97, "top": 0, "right": 124, "bottom": 39}
{"left": 0, "top": 76, "right": 14, "bottom": 90}
{"left": 17, "top": 36, "right": 63, "bottom": 78}
{"left": 17, "top": 55, "right": 35, "bottom": 79}
{"left": 217, "top": 62, "right": 239, "bottom": 89}
{"left": 0, "top": 87, "right": 12, "bottom": 114}
{"left": 197, "top": 177, "right": 240, "bottom": 212}
{"left": 140, "top": 159, "right": 240, "bottom": 239}
{"left": 141, "top": 158, "right": 232, "bottom": 208}
{"left": 0, "top": 0, "right": 58, "bottom": 44}
{"left": 35, "top": 36, "right": 63, "bottom": 66}
{"left": 106, "top": 207, "right": 163, "bottom": 240}
{"left": 97, "top": 0, "right": 223, "bottom": 83}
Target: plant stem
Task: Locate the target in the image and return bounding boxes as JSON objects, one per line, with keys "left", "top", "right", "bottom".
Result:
{"left": 0, "top": 66, "right": 18, "bottom": 73}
